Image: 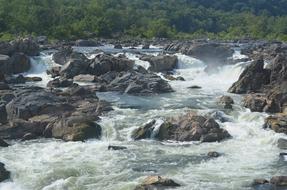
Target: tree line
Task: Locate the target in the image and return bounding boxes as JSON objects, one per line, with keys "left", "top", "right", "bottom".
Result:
{"left": 0, "top": 0, "right": 287, "bottom": 41}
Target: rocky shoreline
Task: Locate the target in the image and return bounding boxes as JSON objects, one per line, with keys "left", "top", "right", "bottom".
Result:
{"left": 0, "top": 37, "right": 287, "bottom": 189}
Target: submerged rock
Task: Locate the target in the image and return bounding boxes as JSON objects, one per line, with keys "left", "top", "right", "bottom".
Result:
{"left": 278, "top": 138, "right": 287, "bottom": 149}
{"left": 108, "top": 145, "right": 127, "bottom": 150}
{"left": 0, "top": 163, "right": 10, "bottom": 182}
{"left": 132, "top": 113, "right": 231, "bottom": 142}
{"left": 134, "top": 176, "right": 180, "bottom": 190}
{"left": 207, "top": 151, "right": 221, "bottom": 158}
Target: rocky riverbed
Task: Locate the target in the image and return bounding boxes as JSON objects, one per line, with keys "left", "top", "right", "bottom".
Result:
{"left": 0, "top": 38, "right": 287, "bottom": 190}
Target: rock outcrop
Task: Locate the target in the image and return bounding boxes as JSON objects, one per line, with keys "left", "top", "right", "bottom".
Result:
{"left": 132, "top": 113, "right": 231, "bottom": 142}
{"left": 140, "top": 55, "right": 178, "bottom": 72}
{"left": 134, "top": 176, "right": 180, "bottom": 190}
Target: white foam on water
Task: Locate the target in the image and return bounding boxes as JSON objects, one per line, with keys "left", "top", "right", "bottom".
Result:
{"left": 0, "top": 48, "right": 285, "bottom": 190}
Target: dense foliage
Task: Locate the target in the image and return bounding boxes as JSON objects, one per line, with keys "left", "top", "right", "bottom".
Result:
{"left": 1, "top": 0, "right": 287, "bottom": 40}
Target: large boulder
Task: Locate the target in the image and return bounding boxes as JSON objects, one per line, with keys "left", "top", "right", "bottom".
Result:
{"left": 10, "top": 38, "right": 40, "bottom": 56}
{"left": 0, "top": 163, "right": 10, "bottom": 182}
{"left": 89, "top": 54, "right": 134, "bottom": 76}
{"left": 107, "top": 71, "right": 174, "bottom": 95}
{"left": 60, "top": 52, "right": 91, "bottom": 78}
{"left": 140, "top": 55, "right": 178, "bottom": 72}
{"left": 243, "top": 94, "right": 267, "bottom": 112}
{"left": 228, "top": 59, "right": 270, "bottom": 94}
{"left": 9, "top": 53, "right": 31, "bottom": 74}
{"left": 0, "top": 42, "right": 13, "bottom": 55}
{"left": 52, "top": 46, "right": 73, "bottom": 65}
{"left": 165, "top": 42, "right": 234, "bottom": 65}
{"left": 134, "top": 176, "right": 180, "bottom": 190}
{"left": 0, "top": 54, "right": 11, "bottom": 74}
{"left": 6, "top": 88, "right": 73, "bottom": 120}
{"left": 132, "top": 113, "right": 231, "bottom": 142}
{"left": 50, "top": 116, "right": 102, "bottom": 141}
{"left": 218, "top": 96, "right": 234, "bottom": 109}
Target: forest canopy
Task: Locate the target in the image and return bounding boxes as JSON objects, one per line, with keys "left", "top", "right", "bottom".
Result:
{"left": 0, "top": 0, "right": 287, "bottom": 41}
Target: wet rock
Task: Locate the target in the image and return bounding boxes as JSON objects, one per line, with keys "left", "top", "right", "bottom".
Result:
{"left": 89, "top": 54, "right": 134, "bottom": 76}
{"left": 0, "top": 139, "right": 9, "bottom": 147}
{"left": 108, "top": 145, "right": 127, "bottom": 150}
{"left": 164, "top": 74, "right": 185, "bottom": 81}
{"left": 25, "top": 76, "right": 42, "bottom": 82}
{"left": 188, "top": 85, "right": 202, "bottom": 89}
{"left": 207, "top": 151, "right": 221, "bottom": 158}
{"left": 278, "top": 138, "right": 287, "bottom": 149}
{"left": 0, "top": 42, "right": 13, "bottom": 55}
{"left": 132, "top": 113, "right": 231, "bottom": 142}
{"left": 270, "top": 176, "right": 287, "bottom": 186}
{"left": 0, "top": 118, "right": 51, "bottom": 140}
{"left": 264, "top": 114, "right": 287, "bottom": 135}
{"left": 73, "top": 74, "right": 97, "bottom": 83}
{"left": 52, "top": 46, "right": 73, "bottom": 65}
{"left": 21, "top": 133, "right": 38, "bottom": 141}
{"left": 114, "top": 44, "right": 123, "bottom": 49}
{"left": 140, "top": 55, "right": 178, "bottom": 72}
{"left": 134, "top": 176, "right": 180, "bottom": 190}
{"left": 243, "top": 94, "right": 267, "bottom": 112}
{"left": 252, "top": 179, "right": 270, "bottom": 186}
{"left": 51, "top": 116, "right": 102, "bottom": 141}
{"left": 228, "top": 59, "right": 271, "bottom": 94}
{"left": 218, "top": 96, "right": 234, "bottom": 109}
{"left": 47, "top": 66, "right": 61, "bottom": 78}
{"left": 75, "top": 39, "right": 100, "bottom": 47}
{"left": 47, "top": 78, "right": 74, "bottom": 88}
{"left": 0, "top": 162, "right": 10, "bottom": 182}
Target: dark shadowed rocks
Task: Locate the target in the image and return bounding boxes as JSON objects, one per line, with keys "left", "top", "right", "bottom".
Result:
{"left": 132, "top": 113, "right": 231, "bottom": 142}
{"left": 228, "top": 58, "right": 270, "bottom": 94}
{"left": 0, "top": 163, "right": 10, "bottom": 182}
{"left": 0, "top": 139, "right": 9, "bottom": 147}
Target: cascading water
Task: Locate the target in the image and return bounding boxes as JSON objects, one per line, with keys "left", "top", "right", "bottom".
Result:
{"left": 0, "top": 48, "right": 286, "bottom": 190}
